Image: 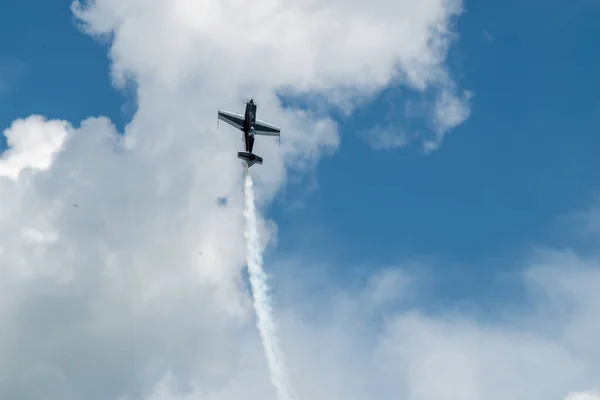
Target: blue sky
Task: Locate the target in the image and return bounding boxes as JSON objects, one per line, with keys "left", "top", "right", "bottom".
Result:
{"left": 2, "top": 0, "right": 600, "bottom": 303}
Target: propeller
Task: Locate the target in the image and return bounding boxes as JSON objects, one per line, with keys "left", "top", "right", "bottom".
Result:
{"left": 238, "top": 96, "right": 257, "bottom": 107}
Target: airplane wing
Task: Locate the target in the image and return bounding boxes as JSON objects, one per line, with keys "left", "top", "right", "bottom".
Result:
{"left": 254, "top": 118, "right": 281, "bottom": 136}
{"left": 218, "top": 110, "right": 244, "bottom": 131}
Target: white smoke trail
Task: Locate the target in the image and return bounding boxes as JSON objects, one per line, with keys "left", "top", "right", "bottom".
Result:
{"left": 242, "top": 168, "right": 296, "bottom": 400}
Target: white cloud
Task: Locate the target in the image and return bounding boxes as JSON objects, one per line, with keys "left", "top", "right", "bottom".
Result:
{"left": 0, "top": 115, "right": 69, "bottom": 180}
{"left": 2, "top": 1, "right": 594, "bottom": 400}
{"left": 71, "top": 0, "right": 470, "bottom": 156}
{"left": 565, "top": 391, "right": 600, "bottom": 400}
{"left": 427, "top": 87, "right": 473, "bottom": 152}
{"left": 268, "top": 250, "right": 600, "bottom": 400}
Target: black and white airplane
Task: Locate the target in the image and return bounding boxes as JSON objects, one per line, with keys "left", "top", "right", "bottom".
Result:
{"left": 217, "top": 99, "right": 281, "bottom": 167}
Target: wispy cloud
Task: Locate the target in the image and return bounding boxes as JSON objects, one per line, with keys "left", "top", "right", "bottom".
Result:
{"left": 483, "top": 30, "right": 494, "bottom": 43}
{"left": 360, "top": 124, "right": 408, "bottom": 150}
{"left": 358, "top": 86, "right": 472, "bottom": 152}
{"left": 0, "top": 58, "right": 28, "bottom": 95}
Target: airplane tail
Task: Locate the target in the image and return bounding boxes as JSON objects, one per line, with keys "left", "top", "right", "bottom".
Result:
{"left": 238, "top": 152, "right": 263, "bottom": 168}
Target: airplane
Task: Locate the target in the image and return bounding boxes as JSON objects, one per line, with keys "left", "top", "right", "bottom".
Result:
{"left": 217, "top": 99, "right": 281, "bottom": 167}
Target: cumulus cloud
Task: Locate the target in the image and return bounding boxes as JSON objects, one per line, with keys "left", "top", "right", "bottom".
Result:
{"left": 0, "top": 116, "right": 69, "bottom": 180}
{"left": 1, "top": 1, "right": 595, "bottom": 400}
{"left": 71, "top": 0, "right": 470, "bottom": 155}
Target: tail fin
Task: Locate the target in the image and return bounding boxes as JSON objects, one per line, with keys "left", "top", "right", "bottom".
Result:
{"left": 238, "top": 152, "right": 263, "bottom": 167}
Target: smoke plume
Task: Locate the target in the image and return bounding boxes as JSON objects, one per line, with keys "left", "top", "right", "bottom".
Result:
{"left": 242, "top": 167, "right": 296, "bottom": 400}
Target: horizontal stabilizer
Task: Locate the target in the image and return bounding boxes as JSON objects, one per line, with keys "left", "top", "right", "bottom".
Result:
{"left": 238, "top": 152, "right": 263, "bottom": 167}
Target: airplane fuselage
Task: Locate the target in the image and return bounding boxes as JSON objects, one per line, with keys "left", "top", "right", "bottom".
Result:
{"left": 243, "top": 100, "right": 258, "bottom": 153}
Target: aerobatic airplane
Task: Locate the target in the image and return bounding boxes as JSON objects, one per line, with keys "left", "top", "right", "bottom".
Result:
{"left": 217, "top": 99, "right": 281, "bottom": 167}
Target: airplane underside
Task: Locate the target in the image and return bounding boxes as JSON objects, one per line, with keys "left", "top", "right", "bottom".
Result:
{"left": 217, "top": 99, "right": 280, "bottom": 168}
